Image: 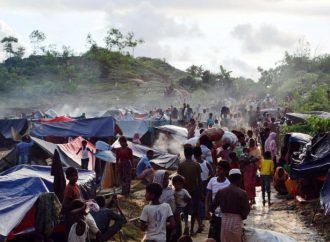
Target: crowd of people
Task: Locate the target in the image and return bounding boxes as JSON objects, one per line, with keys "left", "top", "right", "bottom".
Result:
{"left": 15, "top": 97, "right": 293, "bottom": 242}
{"left": 134, "top": 101, "right": 291, "bottom": 242}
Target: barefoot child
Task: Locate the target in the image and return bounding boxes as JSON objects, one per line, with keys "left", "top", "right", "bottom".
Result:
{"left": 76, "top": 140, "right": 93, "bottom": 170}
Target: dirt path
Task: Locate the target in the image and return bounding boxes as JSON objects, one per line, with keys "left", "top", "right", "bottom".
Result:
{"left": 193, "top": 187, "right": 325, "bottom": 242}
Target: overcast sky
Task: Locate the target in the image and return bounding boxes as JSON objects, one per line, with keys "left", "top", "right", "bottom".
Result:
{"left": 0, "top": 0, "right": 330, "bottom": 79}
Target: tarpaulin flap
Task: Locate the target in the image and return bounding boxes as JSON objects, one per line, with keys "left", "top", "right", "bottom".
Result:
{"left": 31, "top": 136, "right": 96, "bottom": 170}
{"left": 0, "top": 165, "right": 95, "bottom": 238}
{"left": 113, "top": 140, "right": 179, "bottom": 169}
{"left": 320, "top": 169, "right": 330, "bottom": 215}
{"left": 39, "top": 116, "right": 74, "bottom": 123}
{"left": 31, "top": 117, "right": 115, "bottom": 138}
{"left": 291, "top": 133, "right": 330, "bottom": 178}
{"left": 155, "top": 125, "right": 188, "bottom": 144}
{"left": 117, "top": 120, "right": 149, "bottom": 138}
{"left": 0, "top": 119, "right": 28, "bottom": 139}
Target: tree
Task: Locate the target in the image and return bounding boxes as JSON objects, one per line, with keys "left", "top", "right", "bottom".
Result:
{"left": 186, "top": 65, "right": 203, "bottom": 78}
{"left": 218, "top": 65, "right": 233, "bottom": 88}
{"left": 104, "top": 28, "right": 124, "bottom": 52}
{"left": 29, "top": 30, "right": 46, "bottom": 55}
{"left": 14, "top": 46, "right": 25, "bottom": 59}
{"left": 1, "top": 36, "right": 18, "bottom": 58}
{"left": 124, "top": 32, "right": 144, "bottom": 56}
{"left": 86, "top": 33, "right": 97, "bottom": 50}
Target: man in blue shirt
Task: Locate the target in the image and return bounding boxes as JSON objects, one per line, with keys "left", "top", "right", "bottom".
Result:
{"left": 136, "top": 150, "right": 155, "bottom": 183}
{"left": 16, "top": 136, "right": 34, "bottom": 165}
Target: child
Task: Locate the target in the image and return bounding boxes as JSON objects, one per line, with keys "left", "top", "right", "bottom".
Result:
{"left": 172, "top": 175, "right": 192, "bottom": 235}
{"left": 76, "top": 140, "right": 93, "bottom": 170}
{"left": 260, "top": 151, "right": 274, "bottom": 206}
{"left": 67, "top": 199, "right": 89, "bottom": 242}
{"left": 62, "top": 167, "right": 81, "bottom": 213}
{"left": 140, "top": 183, "right": 176, "bottom": 242}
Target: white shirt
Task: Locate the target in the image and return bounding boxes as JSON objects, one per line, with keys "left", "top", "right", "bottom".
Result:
{"left": 199, "top": 160, "right": 209, "bottom": 181}
{"left": 86, "top": 213, "right": 100, "bottom": 239}
{"left": 68, "top": 223, "right": 89, "bottom": 242}
{"left": 81, "top": 147, "right": 89, "bottom": 159}
{"left": 140, "top": 203, "right": 173, "bottom": 242}
{"left": 200, "top": 145, "right": 213, "bottom": 164}
{"left": 175, "top": 189, "right": 191, "bottom": 208}
{"left": 207, "top": 177, "right": 230, "bottom": 200}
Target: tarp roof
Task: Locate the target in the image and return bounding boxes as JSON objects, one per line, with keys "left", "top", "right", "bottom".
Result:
{"left": 0, "top": 165, "right": 95, "bottom": 239}
{"left": 291, "top": 133, "right": 330, "bottom": 178}
{"left": 113, "top": 140, "right": 179, "bottom": 169}
{"left": 155, "top": 125, "right": 188, "bottom": 143}
{"left": 39, "top": 116, "right": 74, "bottom": 123}
{"left": 31, "top": 117, "right": 115, "bottom": 138}
{"left": 117, "top": 120, "right": 149, "bottom": 139}
{"left": 0, "top": 119, "right": 28, "bottom": 139}
{"left": 31, "top": 136, "right": 115, "bottom": 168}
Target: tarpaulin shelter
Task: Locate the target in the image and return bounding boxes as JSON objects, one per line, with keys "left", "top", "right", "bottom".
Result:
{"left": 286, "top": 112, "right": 330, "bottom": 124}
{"left": 39, "top": 116, "right": 74, "bottom": 123}
{"left": 291, "top": 133, "right": 330, "bottom": 179}
{"left": 117, "top": 120, "right": 149, "bottom": 139}
{"left": 155, "top": 125, "right": 188, "bottom": 144}
{"left": 0, "top": 165, "right": 95, "bottom": 240}
{"left": 113, "top": 140, "right": 179, "bottom": 169}
{"left": 0, "top": 119, "right": 28, "bottom": 139}
{"left": 31, "top": 117, "right": 115, "bottom": 138}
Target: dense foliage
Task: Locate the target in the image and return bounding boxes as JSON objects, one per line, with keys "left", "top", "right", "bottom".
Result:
{"left": 282, "top": 117, "right": 330, "bottom": 136}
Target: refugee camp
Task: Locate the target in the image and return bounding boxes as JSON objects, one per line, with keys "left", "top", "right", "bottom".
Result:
{"left": 0, "top": 1, "right": 330, "bottom": 242}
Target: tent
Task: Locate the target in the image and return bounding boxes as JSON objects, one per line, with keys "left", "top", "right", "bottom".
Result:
{"left": 155, "top": 125, "right": 188, "bottom": 143}
{"left": 113, "top": 140, "right": 179, "bottom": 169}
{"left": 0, "top": 165, "right": 95, "bottom": 240}
{"left": 31, "top": 117, "right": 115, "bottom": 138}
{"left": 291, "top": 133, "right": 330, "bottom": 179}
{"left": 117, "top": 120, "right": 149, "bottom": 139}
{"left": 39, "top": 116, "right": 74, "bottom": 123}
{"left": 0, "top": 119, "right": 28, "bottom": 139}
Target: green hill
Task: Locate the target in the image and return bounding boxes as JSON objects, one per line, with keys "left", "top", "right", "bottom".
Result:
{"left": 0, "top": 48, "right": 187, "bottom": 114}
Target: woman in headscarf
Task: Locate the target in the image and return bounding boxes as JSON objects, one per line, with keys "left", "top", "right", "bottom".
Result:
{"left": 273, "top": 167, "right": 288, "bottom": 195}
{"left": 116, "top": 136, "right": 134, "bottom": 196}
{"left": 248, "top": 138, "right": 262, "bottom": 166}
{"left": 264, "top": 132, "right": 278, "bottom": 164}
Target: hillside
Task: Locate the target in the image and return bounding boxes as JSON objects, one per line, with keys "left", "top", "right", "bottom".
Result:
{"left": 0, "top": 48, "right": 187, "bottom": 115}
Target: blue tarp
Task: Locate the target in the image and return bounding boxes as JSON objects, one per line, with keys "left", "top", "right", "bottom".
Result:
{"left": 0, "top": 119, "right": 28, "bottom": 139}
{"left": 31, "top": 117, "right": 115, "bottom": 138}
{"left": 0, "top": 165, "right": 95, "bottom": 239}
{"left": 320, "top": 169, "right": 330, "bottom": 215}
{"left": 117, "top": 120, "right": 149, "bottom": 139}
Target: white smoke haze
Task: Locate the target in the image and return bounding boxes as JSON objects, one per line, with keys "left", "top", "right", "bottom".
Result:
{"left": 153, "top": 133, "right": 184, "bottom": 159}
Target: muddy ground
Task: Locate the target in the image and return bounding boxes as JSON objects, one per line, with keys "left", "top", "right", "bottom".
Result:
{"left": 106, "top": 182, "right": 329, "bottom": 242}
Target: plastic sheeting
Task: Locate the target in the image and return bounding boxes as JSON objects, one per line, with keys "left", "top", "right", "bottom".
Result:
{"left": 113, "top": 140, "right": 179, "bottom": 169}
{"left": 39, "top": 116, "right": 74, "bottom": 123}
{"left": 291, "top": 133, "right": 330, "bottom": 178}
{"left": 117, "top": 120, "right": 149, "bottom": 138}
{"left": 0, "top": 165, "right": 95, "bottom": 239}
{"left": 244, "top": 227, "right": 297, "bottom": 242}
{"left": 320, "top": 169, "right": 330, "bottom": 215}
{"left": 155, "top": 125, "right": 188, "bottom": 143}
{"left": 31, "top": 117, "right": 115, "bottom": 138}
{"left": 0, "top": 119, "right": 28, "bottom": 139}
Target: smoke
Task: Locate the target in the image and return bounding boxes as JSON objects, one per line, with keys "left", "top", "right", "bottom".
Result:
{"left": 153, "top": 133, "right": 184, "bottom": 159}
